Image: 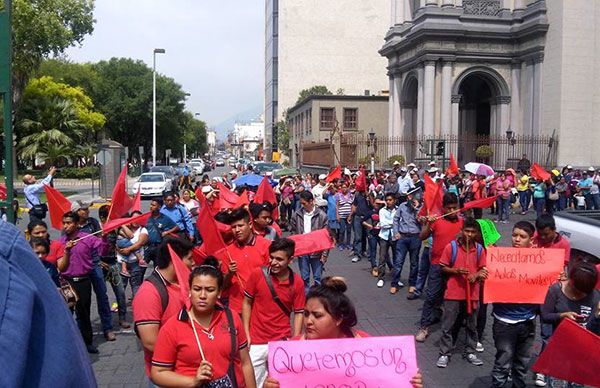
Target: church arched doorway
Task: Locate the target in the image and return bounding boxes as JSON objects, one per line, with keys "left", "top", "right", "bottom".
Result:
{"left": 400, "top": 74, "right": 418, "bottom": 162}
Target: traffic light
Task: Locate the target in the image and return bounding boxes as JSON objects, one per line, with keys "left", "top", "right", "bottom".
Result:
{"left": 436, "top": 141, "right": 445, "bottom": 156}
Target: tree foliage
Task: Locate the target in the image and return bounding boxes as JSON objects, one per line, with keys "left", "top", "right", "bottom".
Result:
{"left": 276, "top": 119, "right": 289, "bottom": 152}
{"left": 296, "top": 85, "right": 332, "bottom": 104}
{"left": 182, "top": 112, "right": 208, "bottom": 157}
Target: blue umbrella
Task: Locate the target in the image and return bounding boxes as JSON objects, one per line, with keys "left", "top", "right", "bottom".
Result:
{"left": 233, "top": 174, "right": 264, "bottom": 186}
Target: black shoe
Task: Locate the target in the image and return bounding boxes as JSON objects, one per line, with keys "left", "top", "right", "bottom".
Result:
{"left": 86, "top": 344, "right": 99, "bottom": 354}
{"left": 407, "top": 292, "right": 419, "bottom": 300}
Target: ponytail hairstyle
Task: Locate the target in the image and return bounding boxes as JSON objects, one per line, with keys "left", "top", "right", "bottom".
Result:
{"left": 189, "top": 256, "right": 223, "bottom": 290}
{"left": 306, "top": 276, "right": 357, "bottom": 338}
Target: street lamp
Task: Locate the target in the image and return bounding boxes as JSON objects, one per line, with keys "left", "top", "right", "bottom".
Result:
{"left": 152, "top": 48, "right": 166, "bottom": 167}
{"left": 506, "top": 128, "right": 516, "bottom": 165}
{"left": 368, "top": 130, "right": 376, "bottom": 174}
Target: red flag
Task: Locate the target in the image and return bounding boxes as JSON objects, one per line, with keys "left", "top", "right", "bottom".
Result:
{"left": 462, "top": 195, "right": 498, "bottom": 211}
{"left": 532, "top": 318, "right": 600, "bottom": 387}
{"left": 254, "top": 177, "right": 279, "bottom": 220}
{"left": 132, "top": 189, "right": 141, "bottom": 212}
{"left": 234, "top": 190, "right": 250, "bottom": 208}
{"left": 418, "top": 175, "right": 444, "bottom": 217}
{"left": 167, "top": 244, "right": 192, "bottom": 309}
{"left": 326, "top": 165, "right": 342, "bottom": 183}
{"left": 354, "top": 167, "right": 367, "bottom": 192}
{"left": 446, "top": 153, "right": 459, "bottom": 177}
{"left": 0, "top": 183, "right": 6, "bottom": 200}
{"left": 44, "top": 185, "right": 72, "bottom": 230}
{"left": 596, "top": 264, "right": 600, "bottom": 289}
{"left": 530, "top": 163, "right": 551, "bottom": 182}
{"left": 196, "top": 205, "right": 228, "bottom": 256}
{"left": 217, "top": 182, "right": 240, "bottom": 209}
{"left": 288, "top": 229, "right": 335, "bottom": 257}
{"left": 107, "top": 165, "right": 136, "bottom": 221}
{"left": 101, "top": 211, "right": 152, "bottom": 234}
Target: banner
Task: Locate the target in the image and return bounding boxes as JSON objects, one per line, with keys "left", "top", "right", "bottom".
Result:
{"left": 483, "top": 247, "right": 564, "bottom": 304}
{"left": 268, "top": 336, "right": 418, "bottom": 388}
{"left": 288, "top": 229, "right": 335, "bottom": 257}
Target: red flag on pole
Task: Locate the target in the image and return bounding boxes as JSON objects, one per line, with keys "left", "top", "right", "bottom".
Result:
{"left": 217, "top": 182, "right": 240, "bottom": 209}
{"left": 196, "top": 205, "right": 228, "bottom": 256}
{"left": 44, "top": 185, "right": 72, "bottom": 230}
{"left": 446, "top": 153, "right": 459, "bottom": 177}
{"left": 254, "top": 177, "right": 279, "bottom": 220}
{"left": 167, "top": 244, "right": 192, "bottom": 309}
{"left": 532, "top": 318, "right": 600, "bottom": 387}
{"left": 101, "top": 211, "right": 152, "bottom": 234}
{"left": 132, "top": 189, "right": 141, "bottom": 212}
{"left": 0, "top": 183, "right": 6, "bottom": 200}
{"left": 326, "top": 165, "right": 342, "bottom": 183}
{"left": 234, "top": 190, "right": 250, "bottom": 208}
{"left": 354, "top": 167, "right": 367, "bottom": 192}
{"left": 462, "top": 195, "right": 498, "bottom": 211}
{"left": 530, "top": 163, "right": 551, "bottom": 182}
{"left": 288, "top": 229, "right": 335, "bottom": 257}
{"left": 107, "top": 165, "right": 136, "bottom": 221}
{"left": 418, "top": 175, "right": 444, "bottom": 218}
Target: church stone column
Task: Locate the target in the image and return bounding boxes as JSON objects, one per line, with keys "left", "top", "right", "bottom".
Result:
{"left": 417, "top": 65, "right": 424, "bottom": 135}
{"left": 510, "top": 62, "right": 521, "bottom": 135}
{"left": 532, "top": 58, "right": 543, "bottom": 135}
{"left": 389, "top": 75, "right": 396, "bottom": 137}
{"left": 391, "top": 0, "right": 405, "bottom": 25}
{"left": 441, "top": 0, "right": 454, "bottom": 6}
{"left": 423, "top": 61, "right": 436, "bottom": 137}
{"left": 498, "top": 97, "right": 511, "bottom": 136}
{"left": 404, "top": 0, "right": 413, "bottom": 21}
{"left": 440, "top": 61, "right": 453, "bottom": 135}
{"left": 451, "top": 94, "right": 461, "bottom": 136}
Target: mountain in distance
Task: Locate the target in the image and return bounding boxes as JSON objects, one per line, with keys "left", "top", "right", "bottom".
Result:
{"left": 212, "top": 106, "right": 263, "bottom": 140}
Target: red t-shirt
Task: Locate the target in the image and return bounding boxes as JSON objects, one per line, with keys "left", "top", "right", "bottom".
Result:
{"left": 132, "top": 271, "right": 185, "bottom": 376}
{"left": 152, "top": 307, "right": 248, "bottom": 386}
{"left": 45, "top": 240, "right": 65, "bottom": 265}
{"left": 533, "top": 233, "right": 571, "bottom": 265}
{"left": 439, "top": 241, "right": 486, "bottom": 301}
{"left": 219, "top": 236, "right": 271, "bottom": 314}
{"left": 471, "top": 180, "right": 485, "bottom": 200}
{"left": 244, "top": 268, "right": 305, "bottom": 344}
{"left": 429, "top": 217, "right": 464, "bottom": 265}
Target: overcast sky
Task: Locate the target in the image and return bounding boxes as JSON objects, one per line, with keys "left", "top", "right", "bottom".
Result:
{"left": 66, "top": 0, "right": 264, "bottom": 129}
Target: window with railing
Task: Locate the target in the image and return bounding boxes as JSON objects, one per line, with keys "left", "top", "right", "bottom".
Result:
{"left": 343, "top": 108, "right": 358, "bottom": 129}
{"left": 320, "top": 108, "right": 335, "bottom": 129}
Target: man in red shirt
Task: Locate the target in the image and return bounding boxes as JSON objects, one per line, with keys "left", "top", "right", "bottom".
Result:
{"left": 222, "top": 207, "right": 271, "bottom": 314}
{"left": 416, "top": 193, "right": 464, "bottom": 342}
{"left": 436, "top": 217, "right": 488, "bottom": 368}
{"left": 242, "top": 238, "right": 305, "bottom": 387}
{"left": 132, "top": 237, "right": 195, "bottom": 380}
{"left": 533, "top": 214, "right": 571, "bottom": 266}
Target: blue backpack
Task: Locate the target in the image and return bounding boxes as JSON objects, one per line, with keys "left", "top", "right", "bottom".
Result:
{"left": 449, "top": 240, "right": 484, "bottom": 267}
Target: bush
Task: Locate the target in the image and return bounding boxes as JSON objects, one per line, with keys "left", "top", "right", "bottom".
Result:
{"left": 475, "top": 145, "right": 494, "bottom": 160}
{"left": 358, "top": 155, "right": 380, "bottom": 166}
{"left": 387, "top": 155, "right": 406, "bottom": 167}
{"left": 57, "top": 166, "right": 99, "bottom": 179}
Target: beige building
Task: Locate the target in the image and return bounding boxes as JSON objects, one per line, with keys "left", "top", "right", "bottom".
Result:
{"left": 264, "top": 0, "right": 390, "bottom": 160}
{"left": 287, "top": 95, "right": 388, "bottom": 167}
{"left": 381, "top": 0, "right": 600, "bottom": 167}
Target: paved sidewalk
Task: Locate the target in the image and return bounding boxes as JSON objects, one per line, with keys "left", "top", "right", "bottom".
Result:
{"left": 88, "top": 211, "right": 542, "bottom": 387}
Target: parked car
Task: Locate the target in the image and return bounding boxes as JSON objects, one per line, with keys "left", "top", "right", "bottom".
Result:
{"left": 228, "top": 156, "right": 237, "bottom": 167}
{"left": 554, "top": 210, "right": 600, "bottom": 263}
{"left": 149, "top": 165, "right": 178, "bottom": 192}
{"left": 254, "top": 162, "right": 283, "bottom": 175}
{"left": 132, "top": 173, "right": 171, "bottom": 198}
{"left": 189, "top": 159, "right": 205, "bottom": 175}
{"left": 215, "top": 158, "right": 225, "bottom": 166}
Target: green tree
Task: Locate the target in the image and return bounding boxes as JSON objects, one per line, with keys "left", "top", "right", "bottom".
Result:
{"left": 182, "top": 112, "right": 208, "bottom": 157}
{"left": 12, "top": 0, "right": 95, "bottom": 106}
{"left": 37, "top": 59, "right": 101, "bottom": 100}
{"left": 296, "top": 85, "right": 332, "bottom": 104}
{"left": 276, "top": 119, "right": 289, "bottom": 152}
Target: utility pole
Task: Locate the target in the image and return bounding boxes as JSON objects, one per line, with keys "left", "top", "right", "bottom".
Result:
{"left": 0, "top": 1, "right": 14, "bottom": 223}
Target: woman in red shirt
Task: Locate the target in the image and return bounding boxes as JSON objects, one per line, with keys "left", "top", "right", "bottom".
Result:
{"left": 151, "top": 257, "right": 256, "bottom": 387}
{"left": 264, "top": 277, "right": 423, "bottom": 388}
{"left": 27, "top": 220, "right": 68, "bottom": 271}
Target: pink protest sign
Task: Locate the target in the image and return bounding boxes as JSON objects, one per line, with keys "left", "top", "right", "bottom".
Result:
{"left": 268, "top": 335, "right": 418, "bottom": 388}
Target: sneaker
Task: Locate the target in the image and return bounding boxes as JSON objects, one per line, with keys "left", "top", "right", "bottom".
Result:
{"left": 535, "top": 373, "right": 547, "bottom": 387}
{"left": 351, "top": 256, "right": 361, "bottom": 263}
{"left": 376, "top": 279, "right": 384, "bottom": 288}
{"left": 104, "top": 330, "right": 116, "bottom": 341}
{"left": 407, "top": 292, "right": 418, "bottom": 300}
{"left": 415, "top": 328, "right": 428, "bottom": 342}
{"left": 465, "top": 353, "right": 483, "bottom": 366}
{"left": 371, "top": 267, "right": 379, "bottom": 277}
{"left": 436, "top": 355, "right": 449, "bottom": 368}
{"left": 111, "top": 302, "right": 118, "bottom": 313}
{"left": 396, "top": 280, "right": 405, "bottom": 288}
{"left": 475, "top": 342, "right": 484, "bottom": 352}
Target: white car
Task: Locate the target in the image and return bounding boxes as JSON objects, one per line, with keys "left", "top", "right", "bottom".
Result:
{"left": 132, "top": 173, "right": 171, "bottom": 198}
{"left": 190, "top": 161, "right": 205, "bottom": 175}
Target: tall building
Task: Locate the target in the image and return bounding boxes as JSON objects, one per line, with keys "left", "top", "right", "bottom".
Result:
{"left": 264, "top": 0, "right": 390, "bottom": 160}
{"left": 381, "top": 0, "right": 600, "bottom": 167}
{"left": 207, "top": 130, "right": 217, "bottom": 155}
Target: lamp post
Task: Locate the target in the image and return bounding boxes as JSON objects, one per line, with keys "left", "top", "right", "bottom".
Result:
{"left": 506, "top": 129, "right": 516, "bottom": 166}
{"left": 152, "top": 48, "right": 166, "bottom": 167}
{"left": 368, "top": 130, "right": 376, "bottom": 174}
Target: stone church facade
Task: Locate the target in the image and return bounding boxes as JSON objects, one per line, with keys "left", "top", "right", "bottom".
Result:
{"left": 381, "top": 0, "right": 600, "bottom": 167}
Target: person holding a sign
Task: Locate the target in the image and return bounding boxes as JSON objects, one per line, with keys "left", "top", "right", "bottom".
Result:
{"left": 151, "top": 257, "right": 256, "bottom": 388}
{"left": 242, "top": 238, "right": 305, "bottom": 387}
{"left": 436, "top": 217, "right": 488, "bottom": 368}
{"left": 490, "top": 221, "right": 540, "bottom": 388}
{"left": 533, "top": 214, "right": 571, "bottom": 267}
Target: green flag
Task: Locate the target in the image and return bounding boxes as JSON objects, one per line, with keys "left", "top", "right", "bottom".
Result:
{"left": 476, "top": 219, "right": 501, "bottom": 247}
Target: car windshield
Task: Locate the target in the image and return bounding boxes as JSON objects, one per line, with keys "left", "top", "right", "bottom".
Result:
{"left": 256, "top": 163, "right": 283, "bottom": 172}
{"left": 139, "top": 174, "right": 164, "bottom": 182}
{"left": 151, "top": 166, "right": 172, "bottom": 175}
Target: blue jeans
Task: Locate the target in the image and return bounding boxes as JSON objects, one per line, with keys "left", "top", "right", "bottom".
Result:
{"left": 352, "top": 215, "right": 365, "bottom": 256}
{"left": 338, "top": 218, "right": 351, "bottom": 247}
{"left": 123, "top": 261, "right": 146, "bottom": 297}
{"left": 593, "top": 193, "right": 600, "bottom": 210}
{"left": 103, "top": 262, "right": 127, "bottom": 321}
{"left": 558, "top": 195, "right": 567, "bottom": 211}
{"left": 367, "top": 234, "right": 379, "bottom": 268}
{"left": 415, "top": 247, "right": 430, "bottom": 295}
{"left": 534, "top": 197, "right": 545, "bottom": 217}
{"left": 518, "top": 191, "right": 529, "bottom": 213}
{"left": 420, "top": 264, "right": 445, "bottom": 328}
{"left": 90, "top": 262, "right": 114, "bottom": 332}
{"left": 497, "top": 197, "right": 510, "bottom": 221}
{"left": 298, "top": 255, "right": 323, "bottom": 294}
{"left": 377, "top": 238, "right": 397, "bottom": 282}
{"left": 393, "top": 235, "right": 421, "bottom": 287}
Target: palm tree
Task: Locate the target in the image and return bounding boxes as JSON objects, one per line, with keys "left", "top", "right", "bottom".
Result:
{"left": 37, "top": 143, "right": 72, "bottom": 167}
{"left": 18, "top": 97, "right": 84, "bottom": 162}
{"left": 74, "top": 143, "right": 97, "bottom": 166}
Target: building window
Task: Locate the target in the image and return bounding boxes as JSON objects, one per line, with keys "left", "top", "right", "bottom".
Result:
{"left": 320, "top": 108, "right": 335, "bottom": 129}
{"left": 343, "top": 108, "right": 358, "bottom": 129}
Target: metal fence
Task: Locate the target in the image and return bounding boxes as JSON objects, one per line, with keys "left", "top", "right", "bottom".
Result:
{"left": 302, "top": 134, "right": 559, "bottom": 171}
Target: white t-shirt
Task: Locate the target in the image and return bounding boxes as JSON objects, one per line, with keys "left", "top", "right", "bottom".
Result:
{"left": 180, "top": 199, "right": 199, "bottom": 213}
{"left": 117, "top": 226, "right": 148, "bottom": 263}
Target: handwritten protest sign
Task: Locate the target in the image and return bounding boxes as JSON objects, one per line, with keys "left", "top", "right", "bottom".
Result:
{"left": 268, "top": 336, "right": 418, "bottom": 388}
{"left": 483, "top": 247, "right": 564, "bottom": 304}
{"left": 476, "top": 219, "right": 501, "bottom": 247}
